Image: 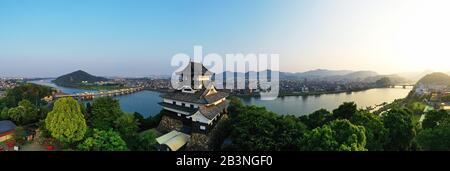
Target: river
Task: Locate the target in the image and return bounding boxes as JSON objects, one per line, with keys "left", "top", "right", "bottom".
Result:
{"left": 240, "top": 88, "right": 412, "bottom": 115}
{"left": 29, "top": 79, "right": 412, "bottom": 117}
{"left": 29, "top": 79, "right": 162, "bottom": 118}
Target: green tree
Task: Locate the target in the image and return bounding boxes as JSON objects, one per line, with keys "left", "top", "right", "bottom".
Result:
{"left": 299, "top": 109, "right": 332, "bottom": 129}
{"left": 303, "top": 119, "right": 367, "bottom": 151}
{"left": 90, "top": 97, "right": 123, "bottom": 130}
{"left": 227, "top": 96, "right": 244, "bottom": 117}
{"left": 114, "top": 113, "right": 139, "bottom": 137}
{"left": 137, "top": 131, "right": 158, "bottom": 151}
{"left": 7, "top": 100, "right": 39, "bottom": 125}
{"left": 422, "top": 109, "right": 449, "bottom": 129}
{"left": 19, "top": 100, "right": 39, "bottom": 123}
{"left": 383, "top": 108, "right": 416, "bottom": 151}
{"left": 332, "top": 102, "right": 358, "bottom": 120}
{"left": 13, "top": 126, "right": 26, "bottom": 143}
{"left": 0, "top": 107, "right": 9, "bottom": 120}
{"left": 78, "top": 129, "right": 128, "bottom": 151}
{"left": 140, "top": 111, "right": 163, "bottom": 131}
{"left": 229, "top": 106, "right": 307, "bottom": 151}
{"left": 45, "top": 97, "right": 87, "bottom": 144}
{"left": 229, "top": 106, "right": 278, "bottom": 151}
{"left": 351, "top": 111, "right": 387, "bottom": 151}
{"left": 273, "top": 115, "right": 307, "bottom": 150}
{"left": 114, "top": 113, "right": 139, "bottom": 148}
{"left": 415, "top": 119, "right": 450, "bottom": 151}
{"left": 4, "top": 83, "right": 53, "bottom": 107}
{"left": 8, "top": 106, "right": 26, "bottom": 124}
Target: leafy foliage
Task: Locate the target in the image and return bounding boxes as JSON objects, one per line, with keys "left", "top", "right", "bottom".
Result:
{"left": 422, "top": 109, "right": 449, "bottom": 129}
{"left": 7, "top": 100, "right": 39, "bottom": 125}
{"left": 416, "top": 118, "right": 450, "bottom": 151}
{"left": 351, "top": 111, "right": 387, "bottom": 151}
{"left": 332, "top": 102, "right": 357, "bottom": 120}
{"left": 0, "top": 107, "right": 9, "bottom": 120}
{"left": 383, "top": 108, "right": 416, "bottom": 151}
{"left": 303, "top": 120, "right": 367, "bottom": 151}
{"left": 229, "top": 106, "right": 307, "bottom": 151}
{"left": 136, "top": 131, "right": 159, "bottom": 151}
{"left": 90, "top": 97, "right": 123, "bottom": 130}
{"left": 2, "top": 83, "right": 53, "bottom": 107}
{"left": 78, "top": 129, "right": 128, "bottom": 151}
{"left": 299, "top": 109, "right": 332, "bottom": 129}
{"left": 45, "top": 97, "right": 87, "bottom": 144}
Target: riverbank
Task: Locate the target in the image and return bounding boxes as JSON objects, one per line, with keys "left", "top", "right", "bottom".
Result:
{"left": 52, "top": 83, "right": 125, "bottom": 91}
{"left": 238, "top": 88, "right": 412, "bottom": 115}
{"left": 233, "top": 87, "right": 384, "bottom": 98}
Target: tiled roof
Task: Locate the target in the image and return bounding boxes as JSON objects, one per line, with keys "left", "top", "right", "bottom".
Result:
{"left": 159, "top": 100, "right": 229, "bottom": 120}
{"left": 199, "top": 100, "right": 230, "bottom": 120}
{"left": 0, "top": 120, "right": 16, "bottom": 134}
{"left": 160, "top": 89, "right": 228, "bottom": 104}
{"left": 158, "top": 102, "right": 197, "bottom": 115}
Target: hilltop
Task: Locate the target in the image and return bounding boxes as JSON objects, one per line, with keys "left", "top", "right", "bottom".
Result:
{"left": 53, "top": 70, "right": 108, "bottom": 87}
{"left": 417, "top": 72, "right": 450, "bottom": 86}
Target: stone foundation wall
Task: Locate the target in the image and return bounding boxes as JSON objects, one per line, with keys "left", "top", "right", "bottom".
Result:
{"left": 186, "top": 133, "right": 210, "bottom": 151}
{"left": 157, "top": 115, "right": 183, "bottom": 133}
{"left": 186, "top": 114, "right": 230, "bottom": 151}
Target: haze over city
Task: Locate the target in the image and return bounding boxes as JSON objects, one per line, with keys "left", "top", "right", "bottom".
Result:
{"left": 1, "top": 0, "right": 449, "bottom": 77}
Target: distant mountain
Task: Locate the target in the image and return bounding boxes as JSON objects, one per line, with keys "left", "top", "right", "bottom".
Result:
{"left": 325, "top": 71, "right": 378, "bottom": 82}
{"left": 397, "top": 70, "right": 434, "bottom": 82}
{"left": 218, "top": 69, "right": 386, "bottom": 82}
{"left": 417, "top": 72, "right": 450, "bottom": 86}
{"left": 296, "top": 69, "right": 354, "bottom": 78}
{"left": 53, "top": 70, "right": 108, "bottom": 86}
{"left": 363, "top": 74, "right": 409, "bottom": 84}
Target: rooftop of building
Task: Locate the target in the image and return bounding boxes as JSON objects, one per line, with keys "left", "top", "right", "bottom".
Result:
{"left": 160, "top": 87, "right": 228, "bottom": 104}
{"left": 0, "top": 120, "right": 16, "bottom": 134}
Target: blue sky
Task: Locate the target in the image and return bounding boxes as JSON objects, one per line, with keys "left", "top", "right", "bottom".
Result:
{"left": 1, "top": 0, "right": 449, "bottom": 77}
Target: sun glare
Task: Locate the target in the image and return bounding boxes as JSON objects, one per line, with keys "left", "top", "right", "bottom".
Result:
{"left": 392, "top": 0, "right": 450, "bottom": 72}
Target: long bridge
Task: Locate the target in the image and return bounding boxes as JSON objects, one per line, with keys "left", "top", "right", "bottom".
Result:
{"left": 54, "top": 87, "right": 144, "bottom": 100}
{"left": 390, "top": 84, "right": 415, "bottom": 89}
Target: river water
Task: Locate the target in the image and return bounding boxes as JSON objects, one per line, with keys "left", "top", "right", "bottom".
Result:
{"left": 30, "top": 79, "right": 412, "bottom": 117}
{"left": 29, "top": 79, "right": 162, "bottom": 118}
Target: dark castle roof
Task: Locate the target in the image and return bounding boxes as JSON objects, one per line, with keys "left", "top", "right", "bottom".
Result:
{"left": 159, "top": 100, "right": 229, "bottom": 120}
{"left": 160, "top": 89, "right": 228, "bottom": 104}
{"left": 175, "top": 62, "right": 213, "bottom": 76}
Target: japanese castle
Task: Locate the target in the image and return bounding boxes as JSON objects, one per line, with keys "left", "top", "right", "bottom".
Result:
{"left": 156, "top": 62, "right": 229, "bottom": 151}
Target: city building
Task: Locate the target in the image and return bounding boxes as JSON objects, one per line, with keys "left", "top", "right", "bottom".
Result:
{"left": 156, "top": 62, "right": 229, "bottom": 151}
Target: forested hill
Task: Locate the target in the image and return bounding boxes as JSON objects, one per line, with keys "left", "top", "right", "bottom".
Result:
{"left": 53, "top": 70, "right": 108, "bottom": 86}
{"left": 417, "top": 72, "right": 450, "bottom": 86}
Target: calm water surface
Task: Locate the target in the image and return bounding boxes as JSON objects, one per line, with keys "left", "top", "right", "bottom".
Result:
{"left": 30, "top": 79, "right": 162, "bottom": 118}
{"left": 30, "top": 79, "right": 411, "bottom": 117}
{"left": 240, "top": 88, "right": 412, "bottom": 115}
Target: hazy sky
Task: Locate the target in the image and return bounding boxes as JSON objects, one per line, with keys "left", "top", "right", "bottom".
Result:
{"left": 0, "top": 0, "right": 449, "bottom": 77}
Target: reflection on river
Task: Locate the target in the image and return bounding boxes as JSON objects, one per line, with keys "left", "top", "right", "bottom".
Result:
{"left": 30, "top": 79, "right": 412, "bottom": 117}
{"left": 239, "top": 88, "right": 412, "bottom": 115}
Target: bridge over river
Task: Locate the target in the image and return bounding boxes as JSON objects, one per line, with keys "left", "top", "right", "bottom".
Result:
{"left": 54, "top": 87, "right": 144, "bottom": 100}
